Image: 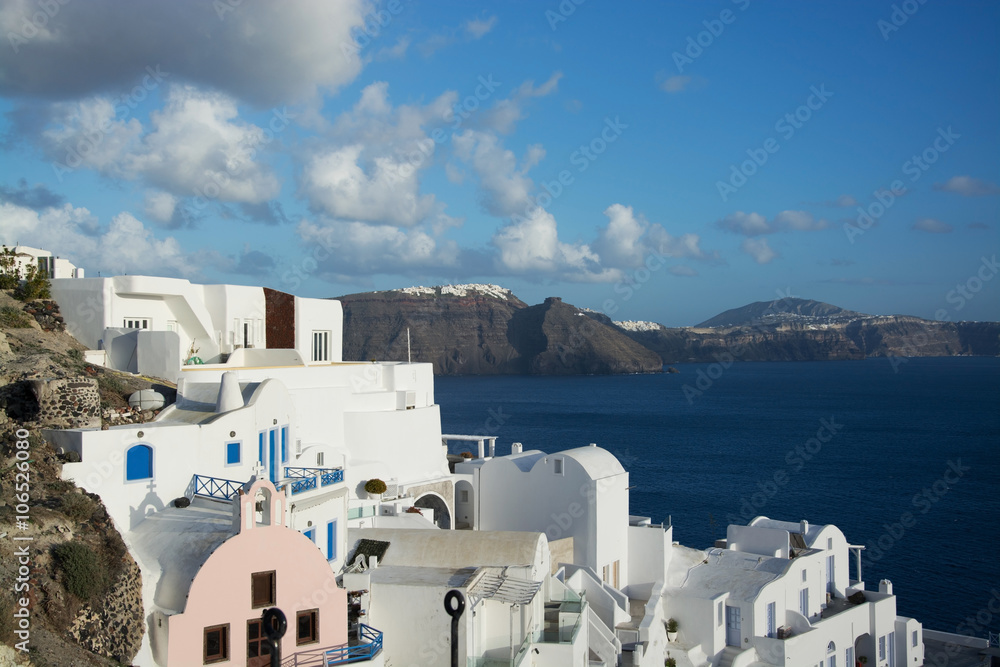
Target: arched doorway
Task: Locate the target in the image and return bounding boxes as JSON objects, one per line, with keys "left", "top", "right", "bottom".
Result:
{"left": 414, "top": 493, "right": 451, "bottom": 529}
{"left": 454, "top": 481, "right": 474, "bottom": 530}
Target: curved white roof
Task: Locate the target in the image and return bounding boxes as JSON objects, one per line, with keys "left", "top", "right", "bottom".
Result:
{"left": 557, "top": 445, "right": 627, "bottom": 478}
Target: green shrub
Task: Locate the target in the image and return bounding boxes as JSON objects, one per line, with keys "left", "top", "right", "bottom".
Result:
{"left": 0, "top": 306, "right": 31, "bottom": 328}
{"left": 364, "top": 478, "right": 387, "bottom": 495}
{"left": 52, "top": 542, "right": 109, "bottom": 601}
{"left": 13, "top": 268, "right": 51, "bottom": 301}
{"left": 67, "top": 348, "right": 84, "bottom": 362}
{"left": 60, "top": 493, "right": 97, "bottom": 522}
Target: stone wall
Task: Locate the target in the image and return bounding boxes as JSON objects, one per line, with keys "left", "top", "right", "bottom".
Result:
{"left": 28, "top": 377, "right": 101, "bottom": 429}
{"left": 22, "top": 299, "right": 66, "bottom": 332}
{"left": 67, "top": 552, "right": 144, "bottom": 663}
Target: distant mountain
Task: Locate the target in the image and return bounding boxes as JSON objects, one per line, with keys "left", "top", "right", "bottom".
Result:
{"left": 338, "top": 286, "right": 999, "bottom": 374}
{"left": 694, "top": 298, "right": 862, "bottom": 328}
{"left": 337, "top": 285, "right": 662, "bottom": 375}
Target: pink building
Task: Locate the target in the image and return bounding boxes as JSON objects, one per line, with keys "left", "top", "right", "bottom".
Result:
{"left": 138, "top": 478, "right": 356, "bottom": 666}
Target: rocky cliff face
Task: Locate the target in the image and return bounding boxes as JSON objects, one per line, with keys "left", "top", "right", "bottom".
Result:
{"left": 338, "top": 286, "right": 662, "bottom": 375}
{"left": 619, "top": 316, "right": 1000, "bottom": 363}
{"left": 341, "top": 287, "right": 999, "bottom": 372}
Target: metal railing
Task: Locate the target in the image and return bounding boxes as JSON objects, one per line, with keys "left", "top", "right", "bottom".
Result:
{"left": 283, "top": 467, "right": 344, "bottom": 495}
{"left": 326, "top": 624, "right": 383, "bottom": 664}
{"left": 193, "top": 474, "right": 243, "bottom": 500}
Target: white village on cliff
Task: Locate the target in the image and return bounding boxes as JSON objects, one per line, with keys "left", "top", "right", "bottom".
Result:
{"left": 10, "top": 245, "right": 981, "bottom": 667}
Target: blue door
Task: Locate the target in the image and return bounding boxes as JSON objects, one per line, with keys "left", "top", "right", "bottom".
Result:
{"left": 268, "top": 429, "right": 277, "bottom": 483}
{"left": 725, "top": 606, "right": 740, "bottom": 646}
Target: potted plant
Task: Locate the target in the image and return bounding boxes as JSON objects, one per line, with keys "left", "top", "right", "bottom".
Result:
{"left": 364, "top": 478, "right": 387, "bottom": 499}
{"left": 666, "top": 618, "right": 678, "bottom": 642}
{"left": 664, "top": 658, "right": 677, "bottom": 667}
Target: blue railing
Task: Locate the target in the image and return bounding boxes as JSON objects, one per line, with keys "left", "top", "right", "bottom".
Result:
{"left": 193, "top": 474, "right": 244, "bottom": 500}
{"left": 321, "top": 469, "right": 345, "bottom": 485}
{"left": 283, "top": 467, "right": 345, "bottom": 495}
{"left": 289, "top": 476, "right": 317, "bottom": 494}
{"left": 326, "top": 624, "right": 383, "bottom": 664}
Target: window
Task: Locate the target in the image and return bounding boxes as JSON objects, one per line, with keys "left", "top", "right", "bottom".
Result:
{"left": 888, "top": 631, "right": 895, "bottom": 665}
{"left": 912, "top": 630, "right": 918, "bottom": 647}
{"left": 765, "top": 602, "right": 776, "bottom": 638}
{"left": 258, "top": 432, "right": 264, "bottom": 465}
{"left": 846, "top": 647, "right": 853, "bottom": 666}
{"left": 126, "top": 444, "right": 153, "bottom": 481}
{"left": 204, "top": 624, "right": 229, "bottom": 664}
{"left": 247, "top": 619, "right": 271, "bottom": 662}
{"left": 281, "top": 427, "right": 288, "bottom": 463}
{"left": 827, "top": 641, "right": 836, "bottom": 653}
{"left": 878, "top": 635, "right": 886, "bottom": 660}
{"left": 460, "top": 490, "right": 470, "bottom": 503}
{"left": 717, "top": 601, "right": 723, "bottom": 626}
{"left": 799, "top": 588, "right": 809, "bottom": 616}
{"left": 553, "top": 458, "right": 564, "bottom": 475}
{"left": 296, "top": 609, "right": 319, "bottom": 645}
{"left": 226, "top": 442, "right": 241, "bottom": 465}
{"left": 827, "top": 537, "right": 833, "bottom": 550}
{"left": 827, "top": 554, "right": 835, "bottom": 593}
{"left": 251, "top": 571, "right": 276, "bottom": 608}
{"left": 327, "top": 520, "right": 338, "bottom": 561}
{"left": 312, "top": 330, "right": 330, "bottom": 362}
{"left": 123, "top": 317, "right": 149, "bottom": 329}
{"left": 802, "top": 569, "right": 808, "bottom": 582}
{"left": 316, "top": 452, "right": 325, "bottom": 466}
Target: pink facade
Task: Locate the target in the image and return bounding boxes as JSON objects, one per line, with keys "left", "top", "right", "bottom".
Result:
{"left": 167, "top": 480, "right": 347, "bottom": 666}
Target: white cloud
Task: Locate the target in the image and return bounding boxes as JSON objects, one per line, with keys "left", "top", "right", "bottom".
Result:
{"left": 43, "top": 86, "right": 282, "bottom": 203}
{"left": 912, "top": 218, "right": 953, "bottom": 234}
{"left": 0, "top": 0, "right": 370, "bottom": 105}
{"left": 773, "top": 210, "right": 827, "bottom": 231}
{"left": 492, "top": 207, "right": 616, "bottom": 282}
{"left": 144, "top": 191, "right": 178, "bottom": 224}
{"left": 659, "top": 75, "right": 692, "bottom": 93}
{"left": 301, "top": 82, "right": 458, "bottom": 227}
{"left": 453, "top": 131, "right": 536, "bottom": 217}
{"left": 933, "top": 176, "right": 1000, "bottom": 197}
{"left": 595, "top": 204, "right": 716, "bottom": 268}
{"left": 302, "top": 145, "right": 437, "bottom": 227}
{"left": 740, "top": 238, "right": 778, "bottom": 264}
{"left": 717, "top": 210, "right": 827, "bottom": 235}
{"left": 464, "top": 16, "right": 498, "bottom": 39}
{"left": 481, "top": 71, "right": 562, "bottom": 134}
{"left": 717, "top": 211, "right": 771, "bottom": 235}
{"left": 0, "top": 202, "right": 194, "bottom": 278}
{"left": 297, "top": 219, "right": 460, "bottom": 278}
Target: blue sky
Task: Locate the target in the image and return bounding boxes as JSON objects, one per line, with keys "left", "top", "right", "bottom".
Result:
{"left": 0, "top": 0, "right": 997, "bottom": 325}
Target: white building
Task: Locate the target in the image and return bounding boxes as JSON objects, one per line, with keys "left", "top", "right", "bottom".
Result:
{"left": 49, "top": 275, "right": 340, "bottom": 381}
{"left": 660, "top": 517, "right": 924, "bottom": 667}
{"left": 41, "top": 271, "right": 936, "bottom": 667}
{"left": 3, "top": 244, "right": 84, "bottom": 278}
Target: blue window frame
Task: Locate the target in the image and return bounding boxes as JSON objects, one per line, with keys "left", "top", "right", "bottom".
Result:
{"left": 327, "top": 520, "right": 337, "bottom": 561}
{"left": 304, "top": 528, "right": 315, "bottom": 543}
{"left": 126, "top": 444, "right": 153, "bottom": 481}
{"left": 226, "top": 442, "right": 241, "bottom": 465}
{"left": 281, "top": 427, "right": 288, "bottom": 463}
{"left": 258, "top": 432, "right": 264, "bottom": 465}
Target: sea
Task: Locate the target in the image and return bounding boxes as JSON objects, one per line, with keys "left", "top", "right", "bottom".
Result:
{"left": 435, "top": 356, "right": 1000, "bottom": 637}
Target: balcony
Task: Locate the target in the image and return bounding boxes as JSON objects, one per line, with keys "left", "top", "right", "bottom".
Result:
{"left": 280, "top": 625, "right": 383, "bottom": 666}
{"left": 326, "top": 624, "right": 383, "bottom": 664}
{"left": 283, "top": 467, "right": 345, "bottom": 496}
{"left": 192, "top": 474, "right": 244, "bottom": 500}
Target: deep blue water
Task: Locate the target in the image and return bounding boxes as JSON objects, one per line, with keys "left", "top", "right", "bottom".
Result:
{"left": 435, "top": 357, "right": 1000, "bottom": 636}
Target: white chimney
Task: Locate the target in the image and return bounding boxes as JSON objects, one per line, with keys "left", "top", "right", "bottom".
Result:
{"left": 800, "top": 519, "right": 809, "bottom": 535}
{"left": 879, "top": 579, "right": 893, "bottom": 595}
{"left": 511, "top": 442, "right": 522, "bottom": 454}
{"left": 215, "top": 371, "right": 244, "bottom": 413}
